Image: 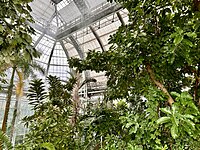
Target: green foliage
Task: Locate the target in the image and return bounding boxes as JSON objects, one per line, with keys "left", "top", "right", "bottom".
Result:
{"left": 68, "top": 0, "right": 200, "bottom": 149}
{"left": 12, "top": 0, "right": 200, "bottom": 149}
{"left": 70, "top": 0, "right": 200, "bottom": 101}
{"left": 18, "top": 76, "right": 81, "bottom": 149}
{"left": 0, "top": 129, "right": 12, "bottom": 149}
{"left": 0, "top": 0, "right": 42, "bottom": 137}
{"left": 157, "top": 92, "right": 200, "bottom": 148}
{"left": 47, "top": 75, "right": 72, "bottom": 106}
{"left": 78, "top": 104, "right": 124, "bottom": 149}
{"left": 40, "top": 142, "right": 56, "bottom": 150}
{"left": 27, "top": 79, "right": 47, "bottom": 110}
{"left": 0, "top": 0, "right": 39, "bottom": 69}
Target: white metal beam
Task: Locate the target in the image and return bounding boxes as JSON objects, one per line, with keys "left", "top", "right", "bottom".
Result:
{"left": 89, "top": 26, "right": 105, "bottom": 52}
{"left": 46, "top": 41, "right": 57, "bottom": 75}
{"left": 56, "top": 4, "right": 121, "bottom": 40}
{"left": 68, "top": 35, "right": 84, "bottom": 59}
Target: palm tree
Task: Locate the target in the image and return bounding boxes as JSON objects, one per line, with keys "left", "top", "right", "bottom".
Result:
{"left": 1, "top": 54, "right": 44, "bottom": 137}
{"left": 1, "top": 44, "right": 41, "bottom": 136}
{"left": 1, "top": 66, "right": 17, "bottom": 133}
{"left": 9, "top": 60, "right": 45, "bottom": 142}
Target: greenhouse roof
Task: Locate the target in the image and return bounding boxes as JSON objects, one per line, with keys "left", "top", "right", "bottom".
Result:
{"left": 29, "top": 0, "right": 129, "bottom": 82}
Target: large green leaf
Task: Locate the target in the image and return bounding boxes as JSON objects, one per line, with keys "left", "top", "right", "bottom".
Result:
{"left": 0, "top": 25, "right": 4, "bottom": 32}
{"left": 0, "top": 37, "right": 3, "bottom": 45}
{"left": 157, "top": 117, "right": 170, "bottom": 125}
{"left": 174, "top": 35, "right": 183, "bottom": 45}
{"left": 40, "top": 143, "right": 55, "bottom": 150}
{"left": 171, "top": 125, "right": 178, "bottom": 139}
{"left": 160, "top": 108, "right": 171, "bottom": 115}
{"left": 0, "top": 130, "right": 12, "bottom": 149}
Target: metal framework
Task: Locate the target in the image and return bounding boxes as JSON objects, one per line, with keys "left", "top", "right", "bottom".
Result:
{"left": 60, "top": 40, "right": 70, "bottom": 60}
{"left": 30, "top": 12, "right": 57, "bottom": 38}
{"left": 34, "top": 33, "right": 45, "bottom": 47}
{"left": 51, "top": 0, "right": 63, "bottom": 4}
{"left": 29, "top": 0, "right": 125, "bottom": 88}
{"left": 56, "top": 4, "right": 121, "bottom": 40}
{"left": 89, "top": 25, "right": 105, "bottom": 52}
{"left": 68, "top": 35, "right": 84, "bottom": 59}
{"left": 46, "top": 41, "right": 57, "bottom": 75}
{"left": 73, "top": 0, "right": 90, "bottom": 16}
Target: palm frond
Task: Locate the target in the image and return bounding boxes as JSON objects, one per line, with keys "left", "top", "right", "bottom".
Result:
{"left": 17, "top": 60, "right": 45, "bottom": 79}
{"left": 30, "top": 61, "right": 45, "bottom": 75}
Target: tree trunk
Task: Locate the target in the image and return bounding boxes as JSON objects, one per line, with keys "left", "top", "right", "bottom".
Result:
{"left": 9, "top": 96, "right": 20, "bottom": 142}
{"left": 9, "top": 70, "right": 24, "bottom": 142}
{"left": 71, "top": 72, "right": 81, "bottom": 126}
{"left": 2, "top": 66, "right": 16, "bottom": 133}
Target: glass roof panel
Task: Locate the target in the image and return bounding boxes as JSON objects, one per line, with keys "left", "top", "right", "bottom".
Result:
{"left": 59, "top": 2, "right": 81, "bottom": 23}
{"left": 75, "top": 28, "right": 101, "bottom": 53}
{"left": 57, "top": 0, "right": 72, "bottom": 11}
{"left": 30, "top": 0, "right": 55, "bottom": 27}
{"left": 31, "top": 30, "right": 42, "bottom": 43}
{"left": 47, "top": 43, "right": 70, "bottom": 80}
{"left": 86, "top": 0, "right": 107, "bottom": 10}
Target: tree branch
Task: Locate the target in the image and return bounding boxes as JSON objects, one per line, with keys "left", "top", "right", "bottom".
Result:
{"left": 146, "top": 64, "right": 174, "bottom": 106}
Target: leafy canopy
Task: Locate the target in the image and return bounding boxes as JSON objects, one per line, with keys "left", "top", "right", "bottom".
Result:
{"left": 68, "top": 0, "right": 200, "bottom": 149}
{"left": 0, "top": 0, "right": 39, "bottom": 70}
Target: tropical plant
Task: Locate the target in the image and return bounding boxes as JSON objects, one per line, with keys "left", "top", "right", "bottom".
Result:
{"left": 0, "top": 0, "right": 40, "bottom": 136}
{"left": 9, "top": 61, "right": 45, "bottom": 142}
{"left": 1, "top": 66, "right": 17, "bottom": 134}
{"left": 77, "top": 101, "right": 126, "bottom": 150}
{"left": 5, "top": 0, "right": 200, "bottom": 149}
{"left": 0, "top": 0, "right": 37, "bottom": 69}
{"left": 1, "top": 57, "right": 44, "bottom": 137}
{"left": 70, "top": 70, "right": 97, "bottom": 126}
{"left": 0, "top": 129, "right": 12, "bottom": 150}
{"left": 68, "top": 0, "right": 200, "bottom": 149}
{"left": 17, "top": 71, "right": 97, "bottom": 149}
{"left": 17, "top": 76, "right": 77, "bottom": 149}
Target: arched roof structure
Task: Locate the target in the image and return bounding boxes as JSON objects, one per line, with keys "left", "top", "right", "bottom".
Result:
{"left": 30, "top": 0, "right": 129, "bottom": 83}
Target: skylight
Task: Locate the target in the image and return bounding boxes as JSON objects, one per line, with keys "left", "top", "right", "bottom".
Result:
{"left": 57, "top": 0, "right": 71, "bottom": 11}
